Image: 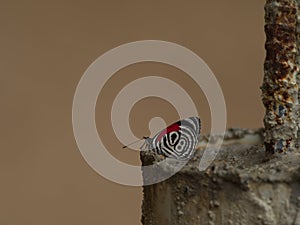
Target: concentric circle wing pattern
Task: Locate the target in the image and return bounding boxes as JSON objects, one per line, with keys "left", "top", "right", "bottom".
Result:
{"left": 143, "top": 117, "right": 201, "bottom": 160}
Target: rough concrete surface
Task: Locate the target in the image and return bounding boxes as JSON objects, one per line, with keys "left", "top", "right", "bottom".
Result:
{"left": 141, "top": 129, "right": 300, "bottom": 225}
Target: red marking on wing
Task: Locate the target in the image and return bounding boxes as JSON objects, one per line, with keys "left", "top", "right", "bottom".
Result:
{"left": 157, "top": 123, "right": 180, "bottom": 142}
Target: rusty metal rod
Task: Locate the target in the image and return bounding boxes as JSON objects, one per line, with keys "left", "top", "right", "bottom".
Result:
{"left": 296, "top": 0, "right": 300, "bottom": 148}
{"left": 262, "top": 0, "right": 299, "bottom": 153}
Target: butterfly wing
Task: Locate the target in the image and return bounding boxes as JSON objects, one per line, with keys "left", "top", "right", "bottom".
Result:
{"left": 149, "top": 117, "right": 201, "bottom": 160}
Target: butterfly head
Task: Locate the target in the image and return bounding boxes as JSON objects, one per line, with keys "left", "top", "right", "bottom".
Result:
{"left": 140, "top": 136, "right": 153, "bottom": 151}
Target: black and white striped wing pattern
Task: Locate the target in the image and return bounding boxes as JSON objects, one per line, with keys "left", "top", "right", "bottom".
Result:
{"left": 142, "top": 117, "right": 201, "bottom": 160}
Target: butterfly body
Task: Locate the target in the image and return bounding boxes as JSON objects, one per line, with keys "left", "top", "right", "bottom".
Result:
{"left": 141, "top": 117, "right": 201, "bottom": 160}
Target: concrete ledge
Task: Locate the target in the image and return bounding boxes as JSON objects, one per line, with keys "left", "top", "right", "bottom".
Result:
{"left": 141, "top": 128, "right": 300, "bottom": 225}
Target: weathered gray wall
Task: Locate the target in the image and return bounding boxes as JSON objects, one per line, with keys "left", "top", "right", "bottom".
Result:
{"left": 142, "top": 129, "right": 300, "bottom": 225}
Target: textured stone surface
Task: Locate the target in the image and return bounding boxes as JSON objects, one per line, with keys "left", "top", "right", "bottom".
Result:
{"left": 141, "top": 129, "right": 300, "bottom": 225}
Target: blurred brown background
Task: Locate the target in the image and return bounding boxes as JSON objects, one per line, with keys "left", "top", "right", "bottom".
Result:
{"left": 1, "top": 1, "right": 265, "bottom": 225}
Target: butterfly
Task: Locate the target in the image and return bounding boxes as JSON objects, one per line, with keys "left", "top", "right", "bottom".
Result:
{"left": 124, "top": 117, "right": 201, "bottom": 160}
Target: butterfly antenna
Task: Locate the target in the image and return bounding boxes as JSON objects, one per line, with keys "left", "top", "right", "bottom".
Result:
{"left": 122, "top": 137, "right": 148, "bottom": 149}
